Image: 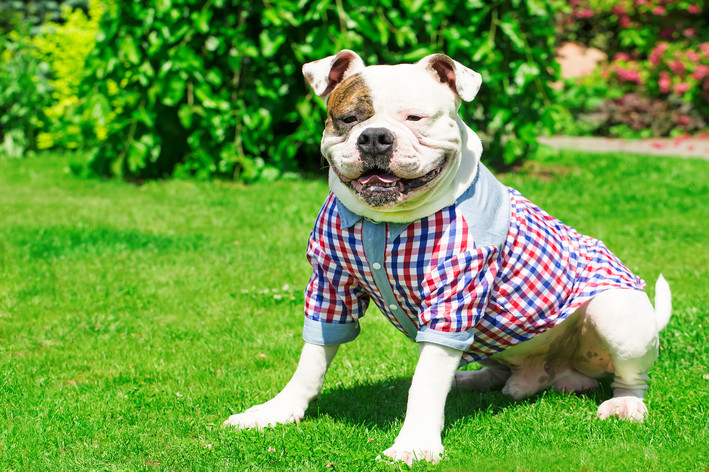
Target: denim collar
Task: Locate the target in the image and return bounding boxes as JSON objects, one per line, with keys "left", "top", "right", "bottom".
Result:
{"left": 335, "top": 197, "right": 411, "bottom": 241}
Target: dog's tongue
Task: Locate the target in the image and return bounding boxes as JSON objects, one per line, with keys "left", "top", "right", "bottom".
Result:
{"left": 358, "top": 172, "right": 400, "bottom": 185}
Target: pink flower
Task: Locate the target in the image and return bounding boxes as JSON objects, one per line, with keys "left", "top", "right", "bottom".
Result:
{"left": 669, "top": 60, "right": 686, "bottom": 75}
{"left": 687, "top": 51, "right": 701, "bottom": 62}
{"left": 684, "top": 28, "right": 696, "bottom": 37}
{"left": 688, "top": 4, "right": 701, "bottom": 14}
{"left": 679, "top": 116, "right": 691, "bottom": 125}
{"left": 692, "top": 65, "right": 709, "bottom": 80}
{"left": 673, "top": 82, "right": 690, "bottom": 95}
{"left": 648, "top": 43, "right": 668, "bottom": 66}
{"left": 699, "top": 43, "right": 709, "bottom": 58}
{"left": 659, "top": 71, "right": 671, "bottom": 93}
{"left": 613, "top": 52, "right": 631, "bottom": 62}
{"left": 619, "top": 15, "right": 632, "bottom": 28}
{"left": 653, "top": 5, "right": 666, "bottom": 15}
{"left": 615, "top": 67, "right": 642, "bottom": 84}
{"left": 612, "top": 6, "right": 626, "bottom": 15}
{"left": 575, "top": 8, "right": 595, "bottom": 18}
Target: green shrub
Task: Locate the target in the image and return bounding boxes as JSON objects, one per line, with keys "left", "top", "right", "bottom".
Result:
{"left": 31, "top": 0, "right": 105, "bottom": 151}
{"left": 0, "top": 25, "right": 52, "bottom": 158}
{"left": 553, "top": 0, "right": 709, "bottom": 138}
{"left": 0, "top": 0, "right": 101, "bottom": 158}
{"left": 78, "top": 0, "right": 562, "bottom": 181}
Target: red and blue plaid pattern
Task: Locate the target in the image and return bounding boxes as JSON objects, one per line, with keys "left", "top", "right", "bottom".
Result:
{"left": 305, "top": 188, "right": 645, "bottom": 364}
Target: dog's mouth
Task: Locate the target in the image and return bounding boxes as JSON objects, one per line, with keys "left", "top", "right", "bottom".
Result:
{"left": 333, "top": 158, "right": 447, "bottom": 198}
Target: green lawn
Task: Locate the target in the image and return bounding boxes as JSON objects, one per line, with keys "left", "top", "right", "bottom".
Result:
{"left": 1, "top": 149, "right": 708, "bottom": 471}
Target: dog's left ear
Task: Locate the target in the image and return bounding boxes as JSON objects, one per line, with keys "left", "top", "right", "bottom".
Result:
{"left": 417, "top": 54, "right": 482, "bottom": 102}
{"left": 302, "top": 50, "right": 366, "bottom": 99}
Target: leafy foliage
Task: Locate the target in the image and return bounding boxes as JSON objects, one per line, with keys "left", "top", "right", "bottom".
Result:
{"left": 78, "top": 0, "right": 561, "bottom": 181}
{"left": 0, "top": 0, "right": 100, "bottom": 158}
{"left": 0, "top": 0, "right": 87, "bottom": 34}
{"left": 0, "top": 25, "right": 52, "bottom": 158}
{"left": 553, "top": 0, "right": 709, "bottom": 139}
{"left": 30, "top": 0, "right": 105, "bottom": 150}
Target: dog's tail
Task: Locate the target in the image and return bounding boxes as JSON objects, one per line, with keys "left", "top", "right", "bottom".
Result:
{"left": 654, "top": 274, "right": 672, "bottom": 332}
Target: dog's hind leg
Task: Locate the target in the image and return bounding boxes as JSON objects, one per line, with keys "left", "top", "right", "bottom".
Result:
{"left": 583, "top": 288, "right": 662, "bottom": 421}
{"left": 454, "top": 358, "right": 511, "bottom": 391}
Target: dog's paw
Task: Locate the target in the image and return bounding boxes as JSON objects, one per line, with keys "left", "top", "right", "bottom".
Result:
{"left": 597, "top": 396, "right": 647, "bottom": 422}
{"left": 223, "top": 398, "right": 306, "bottom": 430}
{"left": 380, "top": 439, "right": 444, "bottom": 466}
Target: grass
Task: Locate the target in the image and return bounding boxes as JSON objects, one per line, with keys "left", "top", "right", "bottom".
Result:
{"left": 0, "top": 148, "right": 708, "bottom": 471}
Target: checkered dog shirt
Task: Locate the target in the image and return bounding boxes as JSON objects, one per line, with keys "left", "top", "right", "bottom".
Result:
{"left": 302, "top": 163, "right": 645, "bottom": 365}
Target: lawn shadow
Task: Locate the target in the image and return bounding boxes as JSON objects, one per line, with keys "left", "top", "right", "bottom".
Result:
{"left": 10, "top": 225, "right": 211, "bottom": 260}
{"left": 308, "top": 375, "right": 616, "bottom": 430}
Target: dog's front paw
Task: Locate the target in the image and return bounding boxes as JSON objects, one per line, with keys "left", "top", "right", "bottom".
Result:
{"left": 597, "top": 396, "right": 647, "bottom": 422}
{"left": 223, "top": 397, "right": 307, "bottom": 430}
{"left": 379, "top": 438, "right": 444, "bottom": 466}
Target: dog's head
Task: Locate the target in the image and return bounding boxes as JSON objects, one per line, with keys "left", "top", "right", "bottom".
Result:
{"left": 303, "top": 51, "right": 482, "bottom": 214}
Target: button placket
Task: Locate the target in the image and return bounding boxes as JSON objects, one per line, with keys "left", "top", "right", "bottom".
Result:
{"left": 361, "top": 219, "right": 418, "bottom": 341}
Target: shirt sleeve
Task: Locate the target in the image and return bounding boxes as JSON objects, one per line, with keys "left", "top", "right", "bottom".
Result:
{"left": 303, "top": 235, "right": 370, "bottom": 345}
{"left": 415, "top": 246, "right": 497, "bottom": 351}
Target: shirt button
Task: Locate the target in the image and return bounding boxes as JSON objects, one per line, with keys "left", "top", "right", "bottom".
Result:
{"left": 389, "top": 304, "right": 398, "bottom": 311}
{"left": 372, "top": 262, "right": 382, "bottom": 270}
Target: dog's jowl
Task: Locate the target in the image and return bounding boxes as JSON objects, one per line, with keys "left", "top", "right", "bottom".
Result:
{"left": 224, "top": 50, "right": 672, "bottom": 466}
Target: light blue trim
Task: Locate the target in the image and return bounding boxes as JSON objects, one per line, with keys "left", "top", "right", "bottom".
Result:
{"left": 455, "top": 163, "right": 511, "bottom": 252}
{"left": 302, "top": 317, "right": 360, "bottom": 345}
{"left": 415, "top": 324, "right": 475, "bottom": 351}
{"left": 388, "top": 222, "right": 410, "bottom": 241}
{"left": 361, "top": 219, "right": 418, "bottom": 342}
{"left": 334, "top": 196, "right": 411, "bottom": 241}
{"left": 335, "top": 198, "right": 362, "bottom": 229}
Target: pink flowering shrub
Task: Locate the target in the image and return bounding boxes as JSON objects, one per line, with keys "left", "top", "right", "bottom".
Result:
{"left": 555, "top": 0, "right": 709, "bottom": 138}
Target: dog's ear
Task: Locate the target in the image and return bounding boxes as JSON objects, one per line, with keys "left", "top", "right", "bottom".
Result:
{"left": 302, "top": 50, "right": 366, "bottom": 99}
{"left": 417, "top": 54, "right": 482, "bottom": 102}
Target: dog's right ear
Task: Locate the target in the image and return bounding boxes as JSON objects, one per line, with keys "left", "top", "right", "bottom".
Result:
{"left": 302, "top": 50, "right": 365, "bottom": 100}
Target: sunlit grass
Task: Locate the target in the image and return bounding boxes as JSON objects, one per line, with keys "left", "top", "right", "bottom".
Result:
{"left": 1, "top": 149, "right": 708, "bottom": 471}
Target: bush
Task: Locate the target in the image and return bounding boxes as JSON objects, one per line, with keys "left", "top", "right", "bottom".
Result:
{"left": 0, "top": 25, "right": 52, "bottom": 158}
{"left": 0, "top": 0, "right": 101, "bottom": 158}
{"left": 31, "top": 0, "right": 105, "bottom": 151}
{"left": 78, "top": 0, "right": 562, "bottom": 181}
{"left": 553, "top": 0, "right": 709, "bottom": 138}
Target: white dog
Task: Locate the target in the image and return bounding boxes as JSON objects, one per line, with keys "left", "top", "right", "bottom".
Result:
{"left": 224, "top": 51, "right": 672, "bottom": 465}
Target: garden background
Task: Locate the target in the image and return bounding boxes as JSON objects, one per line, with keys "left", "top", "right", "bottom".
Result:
{"left": 1, "top": 0, "right": 709, "bottom": 470}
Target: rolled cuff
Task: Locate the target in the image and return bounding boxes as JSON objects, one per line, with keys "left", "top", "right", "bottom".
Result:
{"left": 302, "top": 317, "right": 360, "bottom": 345}
{"left": 415, "top": 324, "right": 475, "bottom": 351}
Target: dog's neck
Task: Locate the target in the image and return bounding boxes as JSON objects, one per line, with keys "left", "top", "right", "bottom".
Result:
{"left": 330, "top": 118, "right": 483, "bottom": 223}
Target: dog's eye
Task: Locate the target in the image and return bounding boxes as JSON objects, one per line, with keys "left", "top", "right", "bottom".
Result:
{"left": 341, "top": 116, "right": 358, "bottom": 124}
{"left": 407, "top": 115, "right": 423, "bottom": 122}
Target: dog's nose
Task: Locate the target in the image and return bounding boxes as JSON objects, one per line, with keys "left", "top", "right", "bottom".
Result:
{"left": 357, "top": 128, "right": 394, "bottom": 155}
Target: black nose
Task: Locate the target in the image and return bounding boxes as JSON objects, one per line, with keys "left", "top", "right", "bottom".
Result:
{"left": 357, "top": 127, "right": 395, "bottom": 155}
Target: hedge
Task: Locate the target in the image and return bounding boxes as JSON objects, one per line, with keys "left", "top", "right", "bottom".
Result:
{"left": 77, "top": 0, "right": 562, "bottom": 181}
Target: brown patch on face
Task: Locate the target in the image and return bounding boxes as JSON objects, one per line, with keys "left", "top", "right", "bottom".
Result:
{"left": 324, "top": 73, "right": 375, "bottom": 138}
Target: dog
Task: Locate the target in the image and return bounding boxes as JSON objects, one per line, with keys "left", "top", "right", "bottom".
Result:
{"left": 224, "top": 51, "right": 672, "bottom": 465}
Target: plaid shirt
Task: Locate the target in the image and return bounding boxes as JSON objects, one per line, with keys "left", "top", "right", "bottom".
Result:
{"left": 302, "top": 164, "right": 645, "bottom": 365}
